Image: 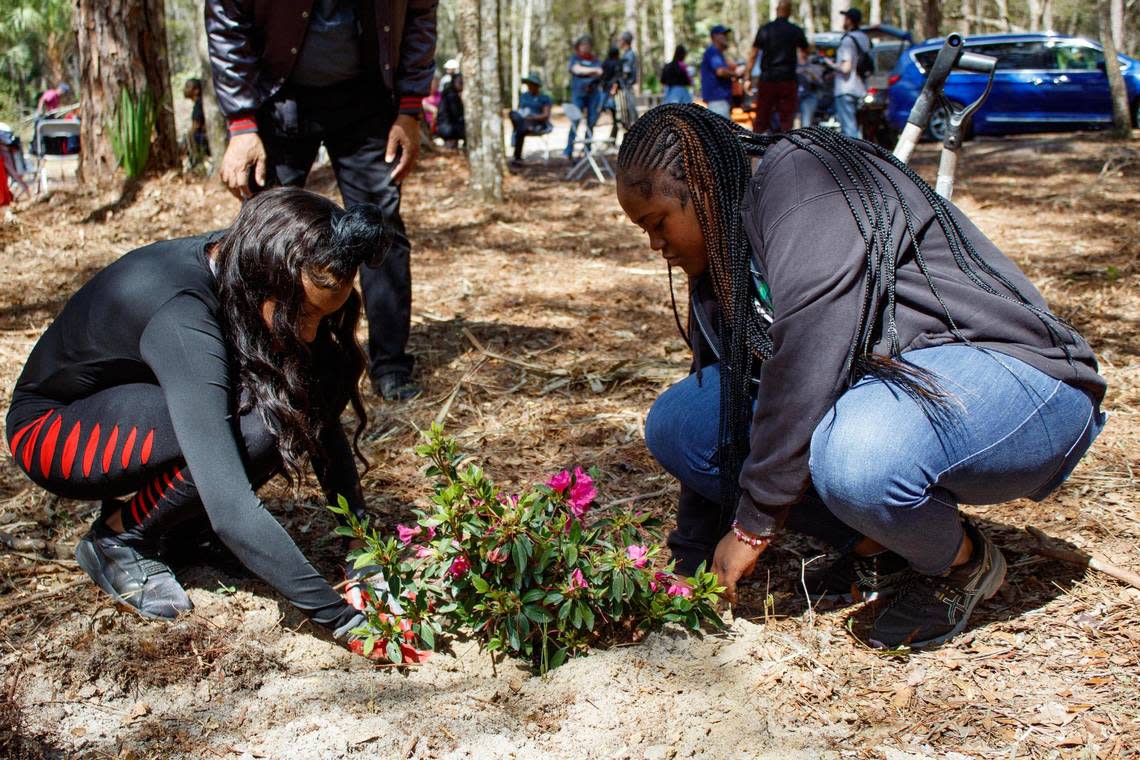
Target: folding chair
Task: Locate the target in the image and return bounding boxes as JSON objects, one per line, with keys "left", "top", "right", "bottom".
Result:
{"left": 34, "top": 119, "right": 81, "bottom": 194}
{"left": 562, "top": 102, "right": 615, "bottom": 182}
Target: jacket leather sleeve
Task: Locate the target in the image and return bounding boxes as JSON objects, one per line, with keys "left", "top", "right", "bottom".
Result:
{"left": 205, "top": 0, "right": 262, "bottom": 119}
{"left": 396, "top": 0, "right": 438, "bottom": 113}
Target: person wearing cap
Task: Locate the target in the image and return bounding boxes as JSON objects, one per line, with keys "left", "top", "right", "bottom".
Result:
{"left": 509, "top": 74, "right": 553, "bottom": 164}
{"left": 618, "top": 31, "right": 639, "bottom": 91}
{"left": 440, "top": 58, "right": 460, "bottom": 92}
{"left": 823, "top": 7, "right": 871, "bottom": 138}
{"left": 700, "top": 25, "right": 743, "bottom": 120}
{"left": 565, "top": 35, "right": 604, "bottom": 158}
{"left": 206, "top": 0, "right": 437, "bottom": 403}
{"left": 745, "top": 1, "right": 810, "bottom": 134}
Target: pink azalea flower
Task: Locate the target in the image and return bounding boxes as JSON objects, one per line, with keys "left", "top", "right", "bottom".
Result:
{"left": 547, "top": 470, "right": 572, "bottom": 494}
{"left": 569, "top": 568, "right": 588, "bottom": 591}
{"left": 396, "top": 524, "right": 421, "bottom": 544}
{"left": 567, "top": 467, "right": 597, "bottom": 518}
{"left": 486, "top": 546, "right": 509, "bottom": 565}
{"left": 626, "top": 544, "right": 649, "bottom": 568}
{"left": 667, "top": 581, "right": 693, "bottom": 598}
{"left": 425, "top": 526, "right": 437, "bottom": 539}
{"left": 447, "top": 555, "right": 471, "bottom": 577}
{"left": 414, "top": 544, "right": 434, "bottom": 559}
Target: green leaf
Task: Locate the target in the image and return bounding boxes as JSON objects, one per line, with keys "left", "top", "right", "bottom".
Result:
{"left": 511, "top": 537, "right": 526, "bottom": 575}
{"left": 580, "top": 605, "right": 595, "bottom": 630}
{"left": 565, "top": 542, "right": 578, "bottom": 566}
{"left": 521, "top": 588, "right": 546, "bottom": 604}
{"left": 571, "top": 602, "right": 583, "bottom": 629}
{"left": 470, "top": 575, "right": 490, "bottom": 594}
{"left": 524, "top": 604, "right": 554, "bottom": 624}
{"left": 550, "top": 648, "right": 568, "bottom": 669}
{"left": 386, "top": 640, "right": 403, "bottom": 664}
{"left": 419, "top": 624, "right": 435, "bottom": 649}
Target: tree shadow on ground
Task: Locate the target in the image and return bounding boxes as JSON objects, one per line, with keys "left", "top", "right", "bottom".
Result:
{"left": 81, "top": 177, "right": 143, "bottom": 224}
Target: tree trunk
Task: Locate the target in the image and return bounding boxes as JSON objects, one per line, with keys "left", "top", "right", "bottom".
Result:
{"left": 509, "top": 0, "right": 520, "bottom": 110}
{"left": 899, "top": 0, "right": 909, "bottom": 35}
{"left": 830, "top": 0, "right": 844, "bottom": 31}
{"left": 521, "top": 0, "right": 534, "bottom": 87}
{"left": 459, "top": 0, "right": 505, "bottom": 202}
{"left": 1110, "top": 0, "right": 1123, "bottom": 49}
{"left": 662, "top": 0, "right": 676, "bottom": 66}
{"left": 921, "top": 0, "right": 942, "bottom": 39}
{"left": 625, "top": 0, "right": 638, "bottom": 38}
{"left": 74, "top": 0, "right": 178, "bottom": 185}
{"left": 1042, "top": 0, "right": 1053, "bottom": 30}
{"left": 1026, "top": 0, "right": 1041, "bottom": 30}
{"left": 747, "top": 0, "right": 759, "bottom": 43}
{"left": 994, "top": 0, "right": 1011, "bottom": 31}
{"left": 638, "top": 1, "right": 649, "bottom": 94}
{"left": 871, "top": 0, "right": 882, "bottom": 26}
{"left": 800, "top": 0, "right": 815, "bottom": 36}
{"left": 1100, "top": 0, "right": 1132, "bottom": 137}
{"left": 959, "top": 0, "right": 970, "bottom": 33}
{"left": 196, "top": 19, "right": 227, "bottom": 176}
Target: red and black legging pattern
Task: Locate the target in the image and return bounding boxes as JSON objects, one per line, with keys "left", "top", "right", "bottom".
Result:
{"left": 7, "top": 383, "right": 278, "bottom": 536}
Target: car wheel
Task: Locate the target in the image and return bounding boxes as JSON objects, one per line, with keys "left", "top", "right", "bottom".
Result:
{"left": 927, "top": 101, "right": 972, "bottom": 143}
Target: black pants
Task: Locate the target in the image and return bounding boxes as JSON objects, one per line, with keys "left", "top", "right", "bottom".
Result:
{"left": 257, "top": 79, "right": 414, "bottom": 380}
{"left": 508, "top": 112, "right": 552, "bottom": 161}
{"left": 7, "top": 387, "right": 279, "bottom": 542}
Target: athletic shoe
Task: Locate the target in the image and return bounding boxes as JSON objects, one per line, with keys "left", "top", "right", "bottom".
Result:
{"left": 806, "top": 549, "right": 913, "bottom": 604}
{"left": 75, "top": 520, "right": 193, "bottom": 620}
{"left": 869, "top": 520, "right": 1006, "bottom": 649}
{"left": 374, "top": 371, "right": 421, "bottom": 402}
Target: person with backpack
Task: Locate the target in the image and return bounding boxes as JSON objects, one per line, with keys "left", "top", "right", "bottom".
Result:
{"left": 824, "top": 8, "right": 872, "bottom": 138}
{"left": 745, "top": 1, "right": 810, "bottom": 134}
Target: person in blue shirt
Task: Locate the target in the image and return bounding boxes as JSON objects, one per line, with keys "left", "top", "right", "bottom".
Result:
{"left": 565, "top": 35, "right": 604, "bottom": 158}
{"left": 700, "top": 25, "right": 742, "bottom": 120}
{"left": 509, "top": 73, "right": 553, "bottom": 163}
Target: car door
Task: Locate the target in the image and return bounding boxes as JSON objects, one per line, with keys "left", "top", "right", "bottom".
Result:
{"left": 1040, "top": 40, "right": 1113, "bottom": 126}
{"left": 960, "top": 40, "right": 1052, "bottom": 132}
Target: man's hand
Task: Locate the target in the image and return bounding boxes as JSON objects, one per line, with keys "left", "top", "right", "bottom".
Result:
{"left": 712, "top": 529, "right": 768, "bottom": 605}
{"left": 386, "top": 114, "right": 421, "bottom": 184}
{"left": 220, "top": 132, "right": 267, "bottom": 200}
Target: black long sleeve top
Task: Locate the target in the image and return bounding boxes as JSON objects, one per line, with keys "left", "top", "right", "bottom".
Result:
{"left": 9, "top": 234, "right": 362, "bottom": 630}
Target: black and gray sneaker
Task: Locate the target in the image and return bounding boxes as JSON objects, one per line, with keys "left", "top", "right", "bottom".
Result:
{"left": 806, "top": 549, "right": 913, "bottom": 604}
{"left": 75, "top": 520, "right": 193, "bottom": 620}
{"left": 869, "top": 520, "right": 1006, "bottom": 650}
{"left": 374, "top": 371, "right": 421, "bottom": 402}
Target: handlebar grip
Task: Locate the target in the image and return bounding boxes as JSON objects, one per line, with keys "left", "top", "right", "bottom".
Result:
{"left": 906, "top": 33, "right": 964, "bottom": 129}
{"left": 956, "top": 51, "right": 998, "bottom": 74}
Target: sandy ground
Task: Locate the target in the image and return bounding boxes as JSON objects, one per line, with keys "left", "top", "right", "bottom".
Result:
{"left": 0, "top": 133, "right": 1137, "bottom": 759}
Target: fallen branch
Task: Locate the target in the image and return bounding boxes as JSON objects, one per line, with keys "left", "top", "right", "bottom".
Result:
{"left": 1025, "top": 526, "right": 1140, "bottom": 591}
{"left": 461, "top": 327, "right": 566, "bottom": 376}
{"left": 0, "top": 581, "right": 86, "bottom": 613}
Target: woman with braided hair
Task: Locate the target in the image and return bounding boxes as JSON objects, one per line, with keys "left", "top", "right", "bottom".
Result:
{"left": 617, "top": 104, "right": 1106, "bottom": 649}
{"left": 6, "top": 187, "right": 390, "bottom": 652}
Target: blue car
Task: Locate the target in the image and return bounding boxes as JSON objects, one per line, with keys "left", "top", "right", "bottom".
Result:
{"left": 887, "top": 33, "right": 1140, "bottom": 141}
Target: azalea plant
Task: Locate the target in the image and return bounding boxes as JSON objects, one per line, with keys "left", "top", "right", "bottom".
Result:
{"left": 330, "top": 424, "right": 724, "bottom": 672}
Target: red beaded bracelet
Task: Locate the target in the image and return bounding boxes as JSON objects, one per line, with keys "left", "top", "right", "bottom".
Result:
{"left": 731, "top": 521, "right": 769, "bottom": 548}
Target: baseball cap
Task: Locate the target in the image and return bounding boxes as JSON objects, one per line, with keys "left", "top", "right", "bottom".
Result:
{"left": 841, "top": 8, "right": 863, "bottom": 24}
{"left": 709, "top": 24, "right": 732, "bottom": 36}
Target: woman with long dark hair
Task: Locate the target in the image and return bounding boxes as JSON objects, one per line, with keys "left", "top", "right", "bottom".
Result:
{"left": 616, "top": 105, "right": 1106, "bottom": 649}
{"left": 6, "top": 187, "right": 385, "bottom": 645}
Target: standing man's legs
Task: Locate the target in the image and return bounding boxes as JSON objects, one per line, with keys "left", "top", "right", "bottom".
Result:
{"left": 752, "top": 81, "right": 776, "bottom": 134}
{"left": 322, "top": 106, "right": 417, "bottom": 398}
{"left": 706, "top": 100, "right": 732, "bottom": 120}
{"left": 775, "top": 80, "right": 798, "bottom": 133}
{"left": 835, "top": 93, "right": 861, "bottom": 138}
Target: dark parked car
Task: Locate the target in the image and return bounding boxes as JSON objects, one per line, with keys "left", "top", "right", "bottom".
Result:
{"left": 887, "top": 32, "right": 1140, "bottom": 141}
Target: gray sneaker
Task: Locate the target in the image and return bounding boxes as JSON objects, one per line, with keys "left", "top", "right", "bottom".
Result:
{"left": 75, "top": 521, "right": 193, "bottom": 620}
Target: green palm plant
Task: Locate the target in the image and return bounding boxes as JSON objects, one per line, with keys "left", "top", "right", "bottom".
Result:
{"left": 110, "top": 87, "right": 156, "bottom": 179}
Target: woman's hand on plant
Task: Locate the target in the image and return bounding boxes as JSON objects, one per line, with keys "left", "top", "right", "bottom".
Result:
{"left": 711, "top": 530, "right": 768, "bottom": 605}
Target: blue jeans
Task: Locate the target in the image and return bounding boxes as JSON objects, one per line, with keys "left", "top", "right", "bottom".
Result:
{"left": 705, "top": 99, "right": 732, "bottom": 120}
{"left": 799, "top": 91, "right": 818, "bottom": 128}
{"left": 646, "top": 346, "right": 1104, "bottom": 574}
{"left": 564, "top": 89, "right": 601, "bottom": 157}
{"left": 835, "top": 93, "right": 860, "bottom": 138}
{"left": 663, "top": 85, "right": 692, "bottom": 105}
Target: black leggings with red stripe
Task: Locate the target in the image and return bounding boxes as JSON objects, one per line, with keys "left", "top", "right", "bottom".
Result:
{"left": 7, "top": 383, "right": 279, "bottom": 539}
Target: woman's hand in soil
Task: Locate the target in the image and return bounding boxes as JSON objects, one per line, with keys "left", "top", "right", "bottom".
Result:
{"left": 712, "top": 530, "right": 768, "bottom": 605}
